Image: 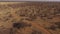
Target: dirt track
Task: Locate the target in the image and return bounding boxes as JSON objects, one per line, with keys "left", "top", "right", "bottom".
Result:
{"left": 0, "top": 2, "right": 60, "bottom": 34}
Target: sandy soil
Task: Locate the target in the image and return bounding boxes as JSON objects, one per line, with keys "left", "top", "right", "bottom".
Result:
{"left": 0, "top": 2, "right": 60, "bottom": 34}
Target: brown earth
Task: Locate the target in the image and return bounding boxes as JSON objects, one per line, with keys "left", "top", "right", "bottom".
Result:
{"left": 0, "top": 2, "right": 60, "bottom": 34}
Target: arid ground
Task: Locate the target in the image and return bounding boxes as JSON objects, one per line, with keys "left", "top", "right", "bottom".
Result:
{"left": 0, "top": 2, "right": 60, "bottom": 34}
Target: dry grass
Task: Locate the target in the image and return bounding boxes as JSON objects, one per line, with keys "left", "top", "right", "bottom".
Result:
{"left": 0, "top": 2, "right": 60, "bottom": 34}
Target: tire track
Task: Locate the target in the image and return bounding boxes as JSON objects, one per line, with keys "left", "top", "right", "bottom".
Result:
{"left": 25, "top": 21, "right": 51, "bottom": 34}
